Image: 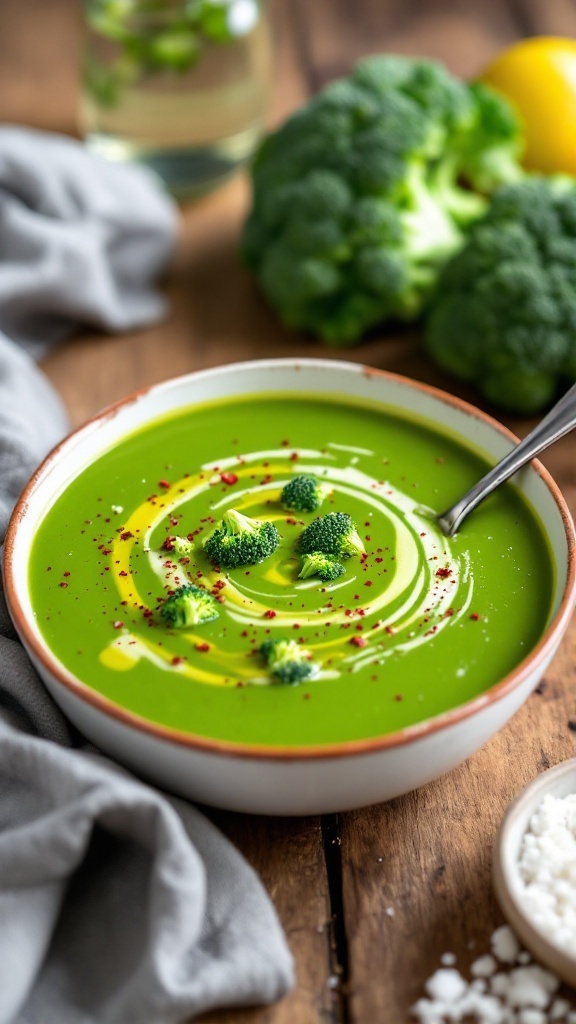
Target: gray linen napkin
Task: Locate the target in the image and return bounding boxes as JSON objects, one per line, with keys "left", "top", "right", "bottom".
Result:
{"left": 0, "top": 135, "right": 294, "bottom": 1024}
{"left": 0, "top": 126, "right": 177, "bottom": 357}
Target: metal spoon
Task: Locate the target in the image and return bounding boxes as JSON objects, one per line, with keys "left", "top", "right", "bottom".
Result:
{"left": 437, "top": 381, "right": 576, "bottom": 537}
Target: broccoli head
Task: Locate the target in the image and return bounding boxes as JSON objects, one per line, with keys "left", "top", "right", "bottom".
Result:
{"left": 160, "top": 584, "right": 219, "bottom": 627}
{"left": 260, "top": 637, "right": 318, "bottom": 684}
{"left": 241, "top": 54, "right": 523, "bottom": 344}
{"left": 281, "top": 473, "right": 331, "bottom": 512}
{"left": 299, "top": 512, "right": 365, "bottom": 559}
{"left": 425, "top": 177, "right": 576, "bottom": 414}
{"left": 298, "top": 551, "right": 346, "bottom": 582}
{"left": 203, "top": 508, "right": 280, "bottom": 568}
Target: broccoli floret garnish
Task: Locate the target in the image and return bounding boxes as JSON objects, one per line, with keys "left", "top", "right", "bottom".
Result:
{"left": 424, "top": 177, "right": 576, "bottom": 414}
{"left": 260, "top": 637, "right": 318, "bottom": 684}
{"left": 298, "top": 551, "right": 346, "bottom": 582}
{"left": 299, "top": 512, "right": 365, "bottom": 559}
{"left": 281, "top": 474, "right": 331, "bottom": 513}
{"left": 241, "top": 54, "right": 523, "bottom": 344}
{"left": 172, "top": 536, "right": 194, "bottom": 556}
{"left": 203, "top": 508, "right": 280, "bottom": 568}
{"left": 160, "top": 584, "right": 219, "bottom": 627}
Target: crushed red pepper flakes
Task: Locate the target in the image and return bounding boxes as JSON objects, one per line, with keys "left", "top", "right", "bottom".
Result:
{"left": 469, "top": 612, "right": 481, "bottom": 621}
{"left": 63, "top": 571, "right": 71, "bottom": 577}
{"left": 59, "top": 582, "right": 68, "bottom": 588}
{"left": 436, "top": 567, "right": 452, "bottom": 579}
{"left": 364, "top": 581, "right": 373, "bottom": 587}
{"left": 212, "top": 580, "right": 226, "bottom": 591}
{"left": 113, "top": 621, "right": 124, "bottom": 629}
{"left": 120, "top": 531, "right": 133, "bottom": 540}
{"left": 195, "top": 642, "right": 210, "bottom": 653}
{"left": 172, "top": 657, "right": 183, "bottom": 666}
{"left": 263, "top": 610, "right": 276, "bottom": 619}
{"left": 290, "top": 452, "right": 299, "bottom": 461}
{"left": 220, "top": 472, "right": 238, "bottom": 485}
{"left": 350, "top": 635, "right": 367, "bottom": 648}
{"left": 158, "top": 479, "right": 171, "bottom": 489}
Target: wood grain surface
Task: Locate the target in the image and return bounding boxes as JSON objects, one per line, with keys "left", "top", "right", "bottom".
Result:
{"left": 3, "top": 1, "right": 576, "bottom": 1021}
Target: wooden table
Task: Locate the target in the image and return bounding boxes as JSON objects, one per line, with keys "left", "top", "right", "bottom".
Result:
{"left": 3, "top": 2, "right": 576, "bottom": 1021}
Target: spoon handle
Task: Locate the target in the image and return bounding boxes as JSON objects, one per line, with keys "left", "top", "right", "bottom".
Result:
{"left": 437, "top": 381, "right": 576, "bottom": 537}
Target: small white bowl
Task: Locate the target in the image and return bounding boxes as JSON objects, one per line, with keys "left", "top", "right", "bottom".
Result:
{"left": 493, "top": 760, "right": 576, "bottom": 986}
{"left": 4, "top": 358, "right": 576, "bottom": 815}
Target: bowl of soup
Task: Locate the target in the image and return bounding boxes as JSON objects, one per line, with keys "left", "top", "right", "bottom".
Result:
{"left": 4, "top": 359, "right": 576, "bottom": 814}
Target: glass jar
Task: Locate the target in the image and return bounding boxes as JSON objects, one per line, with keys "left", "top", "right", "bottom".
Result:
{"left": 81, "top": 0, "right": 272, "bottom": 199}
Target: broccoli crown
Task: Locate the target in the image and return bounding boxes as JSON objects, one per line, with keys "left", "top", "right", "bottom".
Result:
{"left": 299, "top": 512, "right": 365, "bottom": 558}
{"left": 298, "top": 551, "right": 346, "bottom": 582}
{"left": 260, "top": 637, "right": 317, "bottom": 684}
{"left": 425, "top": 177, "right": 576, "bottom": 414}
{"left": 203, "top": 508, "right": 280, "bottom": 568}
{"left": 241, "top": 54, "right": 523, "bottom": 344}
{"left": 281, "top": 473, "right": 330, "bottom": 512}
{"left": 160, "top": 584, "right": 220, "bottom": 627}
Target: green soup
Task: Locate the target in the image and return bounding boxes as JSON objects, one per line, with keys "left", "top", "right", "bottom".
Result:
{"left": 29, "top": 393, "right": 554, "bottom": 747}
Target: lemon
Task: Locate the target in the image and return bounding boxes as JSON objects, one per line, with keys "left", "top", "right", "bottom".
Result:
{"left": 478, "top": 36, "right": 576, "bottom": 174}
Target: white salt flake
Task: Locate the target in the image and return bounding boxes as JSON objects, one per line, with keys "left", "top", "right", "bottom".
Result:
{"left": 424, "top": 968, "right": 467, "bottom": 1003}
{"left": 518, "top": 1009, "right": 546, "bottom": 1024}
{"left": 550, "top": 997, "right": 571, "bottom": 1019}
{"left": 471, "top": 954, "right": 497, "bottom": 977}
{"left": 465, "top": 992, "right": 507, "bottom": 1022}
{"left": 491, "top": 924, "right": 521, "bottom": 964}
{"left": 410, "top": 996, "right": 445, "bottom": 1024}
{"left": 385, "top": 906, "right": 395, "bottom": 917}
{"left": 111, "top": 504, "right": 123, "bottom": 514}
{"left": 504, "top": 965, "right": 559, "bottom": 1008}
{"left": 440, "top": 952, "right": 456, "bottom": 966}
{"left": 490, "top": 973, "right": 512, "bottom": 997}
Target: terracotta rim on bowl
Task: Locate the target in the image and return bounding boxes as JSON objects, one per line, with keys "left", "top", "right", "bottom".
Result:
{"left": 4, "top": 358, "right": 576, "bottom": 762}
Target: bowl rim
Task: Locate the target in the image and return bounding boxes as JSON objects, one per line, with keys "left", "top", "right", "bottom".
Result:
{"left": 5, "top": 356, "right": 576, "bottom": 762}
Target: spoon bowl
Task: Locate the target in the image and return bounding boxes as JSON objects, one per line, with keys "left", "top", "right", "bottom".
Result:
{"left": 438, "top": 381, "right": 576, "bottom": 536}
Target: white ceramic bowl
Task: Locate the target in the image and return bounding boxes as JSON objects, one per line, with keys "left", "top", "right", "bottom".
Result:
{"left": 493, "top": 760, "right": 576, "bottom": 986}
{"left": 4, "top": 359, "right": 576, "bottom": 815}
